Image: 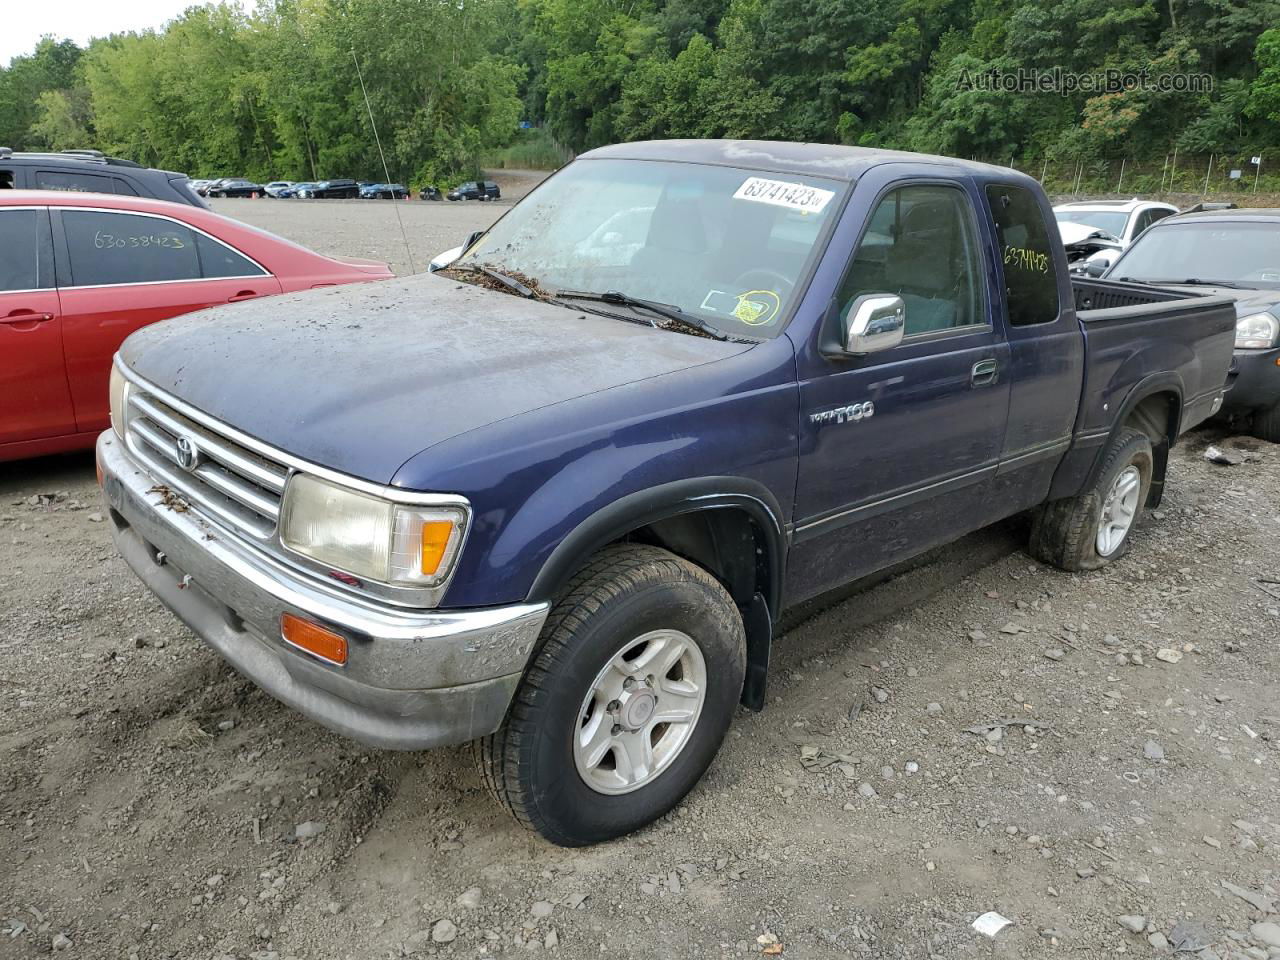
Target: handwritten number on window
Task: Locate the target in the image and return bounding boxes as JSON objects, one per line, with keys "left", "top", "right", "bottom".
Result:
{"left": 93, "top": 230, "right": 186, "bottom": 250}
{"left": 1003, "top": 244, "right": 1048, "bottom": 274}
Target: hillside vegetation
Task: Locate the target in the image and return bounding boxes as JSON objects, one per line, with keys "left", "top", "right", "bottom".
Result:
{"left": 3, "top": 0, "right": 1279, "bottom": 188}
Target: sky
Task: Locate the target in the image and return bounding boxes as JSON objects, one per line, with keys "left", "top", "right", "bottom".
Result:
{"left": 2, "top": 0, "right": 222, "bottom": 67}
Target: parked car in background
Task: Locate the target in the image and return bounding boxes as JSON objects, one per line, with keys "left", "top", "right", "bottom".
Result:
{"left": 263, "top": 181, "right": 294, "bottom": 198}
{"left": 419, "top": 185, "right": 442, "bottom": 201}
{"left": 0, "top": 190, "right": 392, "bottom": 461}
{"left": 207, "top": 178, "right": 264, "bottom": 198}
{"left": 308, "top": 178, "right": 360, "bottom": 199}
{"left": 99, "top": 140, "right": 1233, "bottom": 847}
{"left": 360, "top": 182, "right": 409, "bottom": 199}
{"left": 447, "top": 180, "right": 500, "bottom": 201}
{"left": 0, "top": 147, "right": 207, "bottom": 209}
{"left": 190, "top": 179, "right": 214, "bottom": 196}
{"left": 1103, "top": 207, "right": 1280, "bottom": 441}
{"left": 1053, "top": 199, "right": 1178, "bottom": 275}
{"left": 281, "top": 182, "right": 317, "bottom": 198}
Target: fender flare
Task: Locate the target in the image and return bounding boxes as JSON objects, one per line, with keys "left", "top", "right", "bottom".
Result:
{"left": 1084, "top": 372, "right": 1184, "bottom": 492}
{"left": 525, "top": 476, "right": 788, "bottom": 619}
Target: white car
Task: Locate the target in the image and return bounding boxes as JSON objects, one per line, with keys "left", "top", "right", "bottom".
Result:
{"left": 263, "top": 180, "right": 295, "bottom": 198}
{"left": 1053, "top": 199, "right": 1178, "bottom": 274}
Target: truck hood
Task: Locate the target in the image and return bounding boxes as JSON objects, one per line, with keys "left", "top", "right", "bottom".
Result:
{"left": 120, "top": 274, "right": 748, "bottom": 484}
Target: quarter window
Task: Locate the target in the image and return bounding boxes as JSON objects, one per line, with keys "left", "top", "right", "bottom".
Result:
{"left": 62, "top": 210, "right": 201, "bottom": 286}
{"left": 986, "top": 184, "right": 1060, "bottom": 326}
{"left": 195, "top": 231, "right": 266, "bottom": 278}
{"left": 837, "top": 184, "right": 986, "bottom": 336}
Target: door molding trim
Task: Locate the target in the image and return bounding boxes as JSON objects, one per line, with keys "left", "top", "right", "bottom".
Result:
{"left": 792, "top": 460, "right": 998, "bottom": 542}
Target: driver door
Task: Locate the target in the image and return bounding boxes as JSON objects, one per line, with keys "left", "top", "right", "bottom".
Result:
{"left": 786, "top": 179, "right": 1011, "bottom": 603}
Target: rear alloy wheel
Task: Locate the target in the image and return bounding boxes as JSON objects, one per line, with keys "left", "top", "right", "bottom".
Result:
{"left": 1095, "top": 465, "right": 1142, "bottom": 558}
{"left": 1029, "top": 427, "right": 1153, "bottom": 571}
{"left": 475, "top": 544, "right": 745, "bottom": 846}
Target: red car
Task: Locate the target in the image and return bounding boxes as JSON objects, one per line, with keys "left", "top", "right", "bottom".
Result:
{"left": 0, "top": 190, "right": 392, "bottom": 461}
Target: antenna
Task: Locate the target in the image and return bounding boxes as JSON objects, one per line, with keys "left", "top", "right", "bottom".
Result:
{"left": 352, "top": 48, "right": 417, "bottom": 274}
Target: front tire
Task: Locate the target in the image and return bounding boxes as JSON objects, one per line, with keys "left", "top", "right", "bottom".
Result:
{"left": 1029, "top": 427, "right": 1153, "bottom": 571}
{"left": 475, "top": 544, "right": 745, "bottom": 846}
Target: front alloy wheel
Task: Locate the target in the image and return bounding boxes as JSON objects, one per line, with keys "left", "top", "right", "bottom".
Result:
{"left": 573, "top": 629, "right": 707, "bottom": 795}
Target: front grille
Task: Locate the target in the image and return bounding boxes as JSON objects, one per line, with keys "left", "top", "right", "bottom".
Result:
{"left": 124, "top": 389, "right": 289, "bottom": 540}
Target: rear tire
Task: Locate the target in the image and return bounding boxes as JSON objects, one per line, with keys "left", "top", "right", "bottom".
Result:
{"left": 1254, "top": 402, "right": 1280, "bottom": 443}
{"left": 475, "top": 544, "right": 745, "bottom": 847}
{"left": 1029, "top": 428, "right": 1153, "bottom": 571}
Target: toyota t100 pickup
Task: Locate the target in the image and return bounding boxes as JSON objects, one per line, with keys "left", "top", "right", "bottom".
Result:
{"left": 98, "top": 141, "right": 1235, "bottom": 846}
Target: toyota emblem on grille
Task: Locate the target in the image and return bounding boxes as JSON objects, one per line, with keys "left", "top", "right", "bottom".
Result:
{"left": 175, "top": 436, "right": 199, "bottom": 472}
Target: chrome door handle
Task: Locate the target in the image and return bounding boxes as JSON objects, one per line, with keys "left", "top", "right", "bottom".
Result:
{"left": 971, "top": 359, "right": 998, "bottom": 386}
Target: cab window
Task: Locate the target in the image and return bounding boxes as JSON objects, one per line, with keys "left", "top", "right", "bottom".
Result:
{"left": 837, "top": 184, "right": 987, "bottom": 336}
{"left": 986, "top": 184, "right": 1060, "bottom": 326}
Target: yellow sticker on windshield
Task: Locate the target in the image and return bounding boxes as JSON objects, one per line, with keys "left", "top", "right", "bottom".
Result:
{"left": 734, "top": 290, "right": 781, "bottom": 326}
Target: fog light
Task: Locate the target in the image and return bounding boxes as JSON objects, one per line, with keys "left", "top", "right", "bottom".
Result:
{"left": 281, "top": 613, "right": 347, "bottom": 666}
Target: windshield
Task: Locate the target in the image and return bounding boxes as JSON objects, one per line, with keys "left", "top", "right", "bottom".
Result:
{"left": 454, "top": 157, "right": 846, "bottom": 339}
{"left": 1054, "top": 210, "right": 1128, "bottom": 236}
{"left": 1110, "top": 221, "right": 1280, "bottom": 288}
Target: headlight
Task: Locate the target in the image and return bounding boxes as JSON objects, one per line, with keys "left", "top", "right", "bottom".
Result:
{"left": 1236, "top": 312, "right": 1280, "bottom": 349}
{"left": 109, "top": 362, "right": 128, "bottom": 438}
{"left": 280, "top": 474, "right": 468, "bottom": 586}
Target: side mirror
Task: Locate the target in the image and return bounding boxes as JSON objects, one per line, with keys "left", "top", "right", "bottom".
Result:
{"left": 428, "top": 244, "right": 464, "bottom": 273}
{"left": 464, "top": 230, "right": 485, "bottom": 251}
{"left": 842, "top": 294, "right": 905, "bottom": 355}
{"left": 1084, "top": 259, "right": 1109, "bottom": 278}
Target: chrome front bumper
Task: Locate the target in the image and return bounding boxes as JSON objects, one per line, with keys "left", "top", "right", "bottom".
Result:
{"left": 98, "top": 432, "right": 548, "bottom": 750}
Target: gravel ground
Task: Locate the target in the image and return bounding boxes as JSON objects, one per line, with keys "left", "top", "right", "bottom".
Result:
{"left": 205, "top": 169, "right": 548, "bottom": 276}
{"left": 2, "top": 196, "right": 1279, "bottom": 960}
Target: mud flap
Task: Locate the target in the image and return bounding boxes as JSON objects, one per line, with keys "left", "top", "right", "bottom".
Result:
{"left": 740, "top": 592, "right": 771, "bottom": 711}
{"left": 1146, "top": 442, "right": 1168, "bottom": 508}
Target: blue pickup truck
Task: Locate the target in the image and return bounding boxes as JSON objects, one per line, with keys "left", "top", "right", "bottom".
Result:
{"left": 98, "top": 141, "right": 1234, "bottom": 846}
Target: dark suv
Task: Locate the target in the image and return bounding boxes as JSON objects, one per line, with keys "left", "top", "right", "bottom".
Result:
{"left": 0, "top": 147, "right": 206, "bottom": 208}
{"left": 447, "top": 179, "right": 500, "bottom": 201}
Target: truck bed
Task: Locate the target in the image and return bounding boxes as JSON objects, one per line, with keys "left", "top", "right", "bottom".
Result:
{"left": 1070, "top": 276, "right": 1236, "bottom": 440}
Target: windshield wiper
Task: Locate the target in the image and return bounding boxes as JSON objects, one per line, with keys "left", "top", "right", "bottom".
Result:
{"left": 555, "top": 289, "right": 731, "bottom": 341}
{"left": 449, "top": 262, "right": 537, "bottom": 298}
{"left": 1175, "top": 278, "right": 1248, "bottom": 289}
{"left": 1135, "top": 277, "right": 1249, "bottom": 289}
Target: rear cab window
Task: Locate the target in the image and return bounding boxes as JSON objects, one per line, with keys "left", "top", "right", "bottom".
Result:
{"left": 985, "top": 184, "right": 1061, "bottom": 326}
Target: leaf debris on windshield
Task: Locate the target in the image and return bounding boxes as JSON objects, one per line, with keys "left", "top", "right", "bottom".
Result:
{"left": 440, "top": 263, "right": 555, "bottom": 300}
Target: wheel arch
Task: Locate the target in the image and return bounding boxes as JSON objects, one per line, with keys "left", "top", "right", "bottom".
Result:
{"left": 525, "top": 477, "right": 787, "bottom": 710}
{"left": 1088, "top": 375, "right": 1182, "bottom": 507}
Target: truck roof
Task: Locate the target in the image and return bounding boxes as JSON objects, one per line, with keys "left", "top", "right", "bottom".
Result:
{"left": 581, "top": 139, "right": 1018, "bottom": 181}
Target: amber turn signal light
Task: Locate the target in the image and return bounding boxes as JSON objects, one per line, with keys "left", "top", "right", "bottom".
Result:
{"left": 419, "top": 520, "right": 455, "bottom": 576}
{"left": 281, "top": 613, "right": 347, "bottom": 666}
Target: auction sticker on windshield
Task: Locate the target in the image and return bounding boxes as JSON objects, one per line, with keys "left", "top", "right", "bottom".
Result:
{"left": 734, "top": 177, "right": 835, "bottom": 213}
